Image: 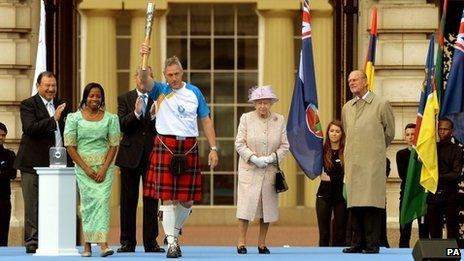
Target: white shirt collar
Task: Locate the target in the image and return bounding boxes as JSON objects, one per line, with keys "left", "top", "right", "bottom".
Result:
{"left": 39, "top": 95, "right": 53, "bottom": 106}
{"left": 356, "top": 91, "right": 370, "bottom": 101}
{"left": 170, "top": 82, "right": 186, "bottom": 92}
{"left": 136, "top": 89, "right": 148, "bottom": 98}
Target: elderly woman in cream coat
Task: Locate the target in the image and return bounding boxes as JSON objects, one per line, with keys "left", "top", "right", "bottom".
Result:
{"left": 235, "top": 85, "right": 289, "bottom": 255}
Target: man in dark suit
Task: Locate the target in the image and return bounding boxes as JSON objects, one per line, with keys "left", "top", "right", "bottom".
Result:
{"left": 14, "top": 71, "right": 69, "bottom": 254}
{"left": 0, "top": 122, "right": 16, "bottom": 246}
{"left": 115, "top": 68, "right": 164, "bottom": 253}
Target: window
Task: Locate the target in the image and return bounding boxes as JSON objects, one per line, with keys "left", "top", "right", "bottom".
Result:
{"left": 166, "top": 4, "right": 258, "bottom": 205}
{"left": 116, "top": 11, "right": 131, "bottom": 94}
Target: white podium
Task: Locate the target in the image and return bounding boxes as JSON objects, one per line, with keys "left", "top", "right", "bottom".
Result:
{"left": 34, "top": 167, "right": 79, "bottom": 256}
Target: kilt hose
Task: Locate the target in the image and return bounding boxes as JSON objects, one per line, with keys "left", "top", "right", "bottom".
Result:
{"left": 143, "top": 135, "right": 202, "bottom": 202}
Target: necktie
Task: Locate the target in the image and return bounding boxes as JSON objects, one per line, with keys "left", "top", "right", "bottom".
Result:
{"left": 140, "top": 94, "right": 147, "bottom": 117}
{"left": 48, "top": 102, "right": 63, "bottom": 147}
{"left": 47, "top": 102, "right": 54, "bottom": 117}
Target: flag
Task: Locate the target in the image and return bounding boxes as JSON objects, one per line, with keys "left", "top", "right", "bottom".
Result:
{"left": 286, "top": 0, "right": 323, "bottom": 180}
{"left": 400, "top": 36, "right": 435, "bottom": 227}
{"left": 364, "top": 7, "right": 377, "bottom": 91}
{"left": 440, "top": 10, "right": 464, "bottom": 144}
{"left": 414, "top": 0, "right": 448, "bottom": 194}
{"left": 435, "top": 0, "right": 448, "bottom": 103}
{"left": 31, "top": 0, "right": 46, "bottom": 96}
{"left": 400, "top": 150, "right": 428, "bottom": 227}
{"left": 416, "top": 69, "right": 440, "bottom": 193}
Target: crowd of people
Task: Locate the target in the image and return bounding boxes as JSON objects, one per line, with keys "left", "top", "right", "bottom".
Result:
{"left": 0, "top": 42, "right": 462, "bottom": 258}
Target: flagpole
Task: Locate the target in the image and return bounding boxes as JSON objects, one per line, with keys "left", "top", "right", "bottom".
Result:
{"left": 31, "top": 0, "right": 47, "bottom": 96}
{"left": 364, "top": 7, "right": 377, "bottom": 91}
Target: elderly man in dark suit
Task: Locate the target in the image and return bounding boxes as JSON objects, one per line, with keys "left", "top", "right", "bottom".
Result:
{"left": 14, "top": 71, "right": 69, "bottom": 254}
{"left": 115, "top": 67, "right": 164, "bottom": 253}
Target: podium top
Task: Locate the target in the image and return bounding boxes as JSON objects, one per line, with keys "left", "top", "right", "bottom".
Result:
{"left": 34, "top": 167, "right": 75, "bottom": 175}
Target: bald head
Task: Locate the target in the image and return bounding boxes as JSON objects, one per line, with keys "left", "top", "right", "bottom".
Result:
{"left": 348, "top": 70, "right": 369, "bottom": 98}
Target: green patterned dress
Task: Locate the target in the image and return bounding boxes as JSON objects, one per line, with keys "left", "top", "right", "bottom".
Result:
{"left": 64, "top": 110, "right": 120, "bottom": 242}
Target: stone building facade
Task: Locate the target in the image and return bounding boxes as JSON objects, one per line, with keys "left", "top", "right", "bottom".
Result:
{"left": 0, "top": 0, "right": 443, "bottom": 245}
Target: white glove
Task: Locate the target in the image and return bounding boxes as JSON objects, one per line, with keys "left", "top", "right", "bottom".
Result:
{"left": 250, "top": 155, "right": 268, "bottom": 168}
{"left": 262, "top": 155, "right": 275, "bottom": 164}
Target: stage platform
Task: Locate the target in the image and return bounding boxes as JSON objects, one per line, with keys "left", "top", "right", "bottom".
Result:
{"left": 0, "top": 246, "right": 413, "bottom": 260}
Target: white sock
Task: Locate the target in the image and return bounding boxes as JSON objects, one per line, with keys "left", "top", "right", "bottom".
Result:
{"left": 174, "top": 204, "right": 191, "bottom": 237}
{"left": 159, "top": 205, "right": 176, "bottom": 244}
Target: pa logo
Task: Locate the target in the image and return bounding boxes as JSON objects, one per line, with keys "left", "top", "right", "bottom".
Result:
{"left": 446, "top": 248, "right": 461, "bottom": 257}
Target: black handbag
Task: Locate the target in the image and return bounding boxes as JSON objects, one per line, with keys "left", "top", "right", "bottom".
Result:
{"left": 274, "top": 152, "right": 289, "bottom": 193}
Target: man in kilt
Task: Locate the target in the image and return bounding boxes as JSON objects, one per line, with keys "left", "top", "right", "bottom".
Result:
{"left": 140, "top": 43, "right": 219, "bottom": 258}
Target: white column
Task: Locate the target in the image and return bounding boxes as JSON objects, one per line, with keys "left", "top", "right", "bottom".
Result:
{"left": 34, "top": 167, "right": 78, "bottom": 256}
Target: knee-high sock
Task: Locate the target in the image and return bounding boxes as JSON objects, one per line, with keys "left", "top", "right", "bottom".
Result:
{"left": 174, "top": 204, "right": 191, "bottom": 237}
{"left": 160, "top": 205, "right": 176, "bottom": 244}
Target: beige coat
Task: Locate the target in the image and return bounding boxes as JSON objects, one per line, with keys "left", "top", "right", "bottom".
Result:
{"left": 342, "top": 92, "right": 395, "bottom": 209}
{"left": 235, "top": 111, "right": 289, "bottom": 222}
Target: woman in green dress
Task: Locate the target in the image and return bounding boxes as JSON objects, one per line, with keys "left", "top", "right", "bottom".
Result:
{"left": 64, "top": 82, "right": 121, "bottom": 257}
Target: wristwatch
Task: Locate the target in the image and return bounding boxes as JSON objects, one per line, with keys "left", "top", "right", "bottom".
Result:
{"left": 210, "top": 146, "right": 218, "bottom": 152}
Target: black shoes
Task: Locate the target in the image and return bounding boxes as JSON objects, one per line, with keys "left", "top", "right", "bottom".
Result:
{"left": 166, "top": 244, "right": 181, "bottom": 258}
{"left": 117, "top": 243, "right": 165, "bottom": 253}
{"left": 362, "top": 247, "right": 379, "bottom": 254}
{"left": 236, "top": 246, "right": 269, "bottom": 254}
{"left": 258, "top": 246, "right": 270, "bottom": 254}
{"left": 25, "top": 246, "right": 37, "bottom": 254}
{"left": 237, "top": 245, "right": 247, "bottom": 254}
{"left": 342, "top": 246, "right": 380, "bottom": 254}
{"left": 117, "top": 245, "right": 135, "bottom": 253}
{"left": 342, "top": 246, "right": 363, "bottom": 253}
{"left": 145, "top": 243, "right": 166, "bottom": 253}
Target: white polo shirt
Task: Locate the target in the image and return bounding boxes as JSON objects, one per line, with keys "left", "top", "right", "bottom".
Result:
{"left": 148, "top": 81, "right": 210, "bottom": 137}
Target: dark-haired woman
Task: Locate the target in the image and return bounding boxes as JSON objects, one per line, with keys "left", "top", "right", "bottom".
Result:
{"left": 316, "top": 120, "right": 348, "bottom": 246}
{"left": 64, "top": 83, "right": 120, "bottom": 257}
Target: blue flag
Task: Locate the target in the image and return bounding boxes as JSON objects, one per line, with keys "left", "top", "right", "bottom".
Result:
{"left": 440, "top": 10, "right": 464, "bottom": 143}
{"left": 286, "top": 0, "right": 323, "bottom": 180}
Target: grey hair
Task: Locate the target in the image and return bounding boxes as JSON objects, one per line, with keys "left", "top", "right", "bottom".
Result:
{"left": 164, "top": 56, "right": 183, "bottom": 71}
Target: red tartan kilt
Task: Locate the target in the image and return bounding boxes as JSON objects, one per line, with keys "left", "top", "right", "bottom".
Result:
{"left": 143, "top": 135, "right": 202, "bottom": 201}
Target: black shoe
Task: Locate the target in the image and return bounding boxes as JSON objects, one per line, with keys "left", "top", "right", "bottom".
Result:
{"left": 166, "top": 244, "right": 179, "bottom": 258}
{"left": 117, "top": 245, "right": 135, "bottom": 253}
{"left": 258, "top": 246, "right": 270, "bottom": 254}
{"left": 25, "top": 246, "right": 37, "bottom": 254}
{"left": 362, "top": 247, "right": 379, "bottom": 254}
{"left": 176, "top": 244, "right": 182, "bottom": 257}
{"left": 145, "top": 243, "right": 165, "bottom": 253}
{"left": 342, "top": 246, "right": 363, "bottom": 253}
{"left": 237, "top": 245, "right": 247, "bottom": 254}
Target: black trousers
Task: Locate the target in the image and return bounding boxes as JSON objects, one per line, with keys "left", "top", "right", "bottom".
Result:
{"left": 427, "top": 194, "right": 459, "bottom": 240}
{"left": 21, "top": 172, "right": 38, "bottom": 248}
{"left": 379, "top": 208, "right": 390, "bottom": 248}
{"left": 316, "top": 197, "right": 348, "bottom": 246}
{"left": 349, "top": 207, "right": 382, "bottom": 250}
{"left": 120, "top": 165, "right": 159, "bottom": 248}
{"left": 398, "top": 199, "right": 429, "bottom": 248}
{"left": 0, "top": 199, "right": 11, "bottom": 246}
